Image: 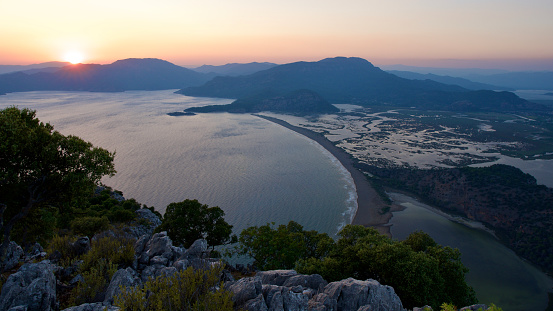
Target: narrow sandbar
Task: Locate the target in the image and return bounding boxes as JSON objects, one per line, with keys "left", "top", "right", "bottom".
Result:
{"left": 255, "top": 114, "right": 392, "bottom": 231}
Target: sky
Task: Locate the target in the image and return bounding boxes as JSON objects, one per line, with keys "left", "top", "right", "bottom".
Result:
{"left": 1, "top": 0, "right": 553, "bottom": 70}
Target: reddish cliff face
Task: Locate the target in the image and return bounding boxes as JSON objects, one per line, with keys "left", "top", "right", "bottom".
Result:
{"left": 360, "top": 163, "right": 553, "bottom": 274}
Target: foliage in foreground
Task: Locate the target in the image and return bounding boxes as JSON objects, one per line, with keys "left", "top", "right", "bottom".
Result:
{"left": 114, "top": 266, "right": 233, "bottom": 311}
{"left": 234, "top": 220, "right": 334, "bottom": 270}
{"left": 0, "top": 106, "right": 116, "bottom": 261}
{"left": 155, "top": 199, "right": 236, "bottom": 248}
{"left": 47, "top": 234, "right": 135, "bottom": 308}
{"left": 235, "top": 222, "right": 477, "bottom": 310}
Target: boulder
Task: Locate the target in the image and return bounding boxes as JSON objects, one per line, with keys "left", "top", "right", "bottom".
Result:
{"left": 104, "top": 267, "right": 140, "bottom": 304}
{"left": 323, "top": 278, "right": 404, "bottom": 311}
{"left": 308, "top": 293, "right": 337, "bottom": 311}
{"left": 0, "top": 261, "right": 57, "bottom": 311}
{"left": 144, "top": 231, "right": 174, "bottom": 260}
{"left": 262, "top": 285, "right": 284, "bottom": 311}
{"left": 282, "top": 285, "right": 310, "bottom": 311}
{"left": 181, "top": 239, "right": 207, "bottom": 259}
{"left": 283, "top": 274, "right": 328, "bottom": 291}
{"left": 135, "top": 209, "right": 161, "bottom": 228}
{"left": 229, "top": 276, "right": 263, "bottom": 307}
{"left": 1, "top": 241, "right": 24, "bottom": 271}
{"left": 257, "top": 270, "right": 298, "bottom": 286}
{"left": 243, "top": 293, "right": 268, "bottom": 311}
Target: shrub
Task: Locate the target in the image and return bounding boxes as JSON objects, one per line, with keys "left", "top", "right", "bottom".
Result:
{"left": 67, "top": 258, "right": 117, "bottom": 306}
{"left": 70, "top": 216, "right": 110, "bottom": 237}
{"left": 80, "top": 236, "right": 135, "bottom": 272}
{"left": 46, "top": 234, "right": 80, "bottom": 266}
{"left": 155, "top": 199, "right": 235, "bottom": 248}
{"left": 114, "top": 266, "right": 234, "bottom": 310}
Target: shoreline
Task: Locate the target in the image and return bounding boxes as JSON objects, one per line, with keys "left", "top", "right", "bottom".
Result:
{"left": 254, "top": 114, "right": 393, "bottom": 233}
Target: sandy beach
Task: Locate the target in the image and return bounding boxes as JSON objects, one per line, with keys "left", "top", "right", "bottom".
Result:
{"left": 255, "top": 114, "right": 396, "bottom": 233}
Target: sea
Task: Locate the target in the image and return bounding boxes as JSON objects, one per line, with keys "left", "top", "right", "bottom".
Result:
{"left": 1, "top": 90, "right": 552, "bottom": 310}
{"left": 0, "top": 90, "right": 357, "bottom": 236}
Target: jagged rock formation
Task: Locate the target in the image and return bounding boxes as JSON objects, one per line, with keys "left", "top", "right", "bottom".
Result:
{"left": 0, "top": 261, "right": 57, "bottom": 311}
{"left": 0, "top": 215, "right": 491, "bottom": 311}
{"left": 229, "top": 270, "right": 405, "bottom": 311}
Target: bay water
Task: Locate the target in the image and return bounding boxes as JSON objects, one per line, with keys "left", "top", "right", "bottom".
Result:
{"left": 0, "top": 90, "right": 357, "bottom": 235}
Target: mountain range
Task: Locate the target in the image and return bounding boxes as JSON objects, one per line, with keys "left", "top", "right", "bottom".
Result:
{"left": 191, "top": 62, "right": 278, "bottom": 76}
{"left": 178, "top": 57, "right": 546, "bottom": 113}
{"left": 1, "top": 57, "right": 550, "bottom": 113}
{"left": 0, "top": 58, "right": 210, "bottom": 94}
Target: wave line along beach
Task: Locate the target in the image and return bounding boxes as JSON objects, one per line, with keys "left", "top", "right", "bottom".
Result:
{"left": 255, "top": 114, "right": 393, "bottom": 233}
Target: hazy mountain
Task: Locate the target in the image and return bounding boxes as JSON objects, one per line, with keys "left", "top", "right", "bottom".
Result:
{"left": 178, "top": 57, "right": 544, "bottom": 112}
{"left": 387, "top": 70, "right": 511, "bottom": 91}
{"left": 186, "top": 89, "right": 339, "bottom": 115}
{"left": 0, "top": 58, "right": 210, "bottom": 94}
{"left": 191, "top": 62, "right": 278, "bottom": 76}
{"left": 464, "top": 72, "right": 553, "bottom": 91}
{"left": 0, "top": 61, "right": 70, "bottom": 75}
{"left": 380, "top": 64, "right": 509, "bottom": 76}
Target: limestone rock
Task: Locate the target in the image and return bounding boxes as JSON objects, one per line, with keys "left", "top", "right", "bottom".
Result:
{"left": 243, "top": 293, "right": 268, "bottom": 311}
{"left": 135, "top": 208, "right": 161, "bottom": 228}
{"left": 257, "top": 270, "right": 298, "bottom": 286}
{"left": 1, "top": 241, "right": 24, "bottom": 271}
{"left": 323, "top": 278, "right": 404, "bottom": 311}
{"left": 104, "top": 267, "right": 140, "bottom": 304}
{"left": 283, "top": 273, "right": 328, "bottom": 291}
{"left": 0, "top": 261, "right": 57, "bottom": 311}
{"left": 229, "top": 276, "right": 263, "bottom": 307}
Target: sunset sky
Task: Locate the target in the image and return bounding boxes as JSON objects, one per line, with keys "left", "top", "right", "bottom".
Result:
{"left": 1, "top": 0, "right": 552, "bottom": 69}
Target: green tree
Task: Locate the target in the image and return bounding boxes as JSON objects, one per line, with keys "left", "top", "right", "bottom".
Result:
{"left": 295, "top": 225, "right": 477, "bottom": 310}
{"left": 0, "top": 107, "right": 115, "bottom": 264}
{"left": 235, "top": 220, "right": 334, "bottom": 270}
{"left": 155, "top": 199, "right": 235, "bottom": 248}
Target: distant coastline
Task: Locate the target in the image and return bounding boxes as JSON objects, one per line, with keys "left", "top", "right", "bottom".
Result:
{"left": 254, "top": 114, "right": 394, "bottom": 233}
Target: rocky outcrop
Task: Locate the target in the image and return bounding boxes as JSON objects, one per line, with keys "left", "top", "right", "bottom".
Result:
{"left": 230, "top": 271, "right": 405, "bottom": 311}
{"left": 103, "top": 268, "right": 140, "bottom": 304}
{"left": 0, "top": 260, "right": 57, "bottom": 311}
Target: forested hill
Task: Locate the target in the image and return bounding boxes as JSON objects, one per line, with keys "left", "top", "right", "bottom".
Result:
{"left": 0, "top": 58, "right": 210, "bottom": 93}
{"left": 358, "top": 163, "right": 553, "bottom": 274}
{"left": 177, "top": 57, "right": 547, "bottom": 112}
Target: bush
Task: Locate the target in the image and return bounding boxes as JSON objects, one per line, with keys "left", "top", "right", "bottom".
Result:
{"left": 295, "top": 226, "right": 477, "bottom": 310}
{"left": 46, "top": 234, "right": 80, "bottom": 266}
{"left": 67, "top": 258, "right": 117, "bottom": 306}
{"left": 155, "top": 199, "right": 235, "bottom": 248}
{"left": 114, "top": 266, "right": 234, "bottom": 310}
{"left": 234, "top": 220, "right": 334, "bottom": 270}
{"left": 70, "top": 216, "right": 110, "bottom": 237}
{"left": 80, "top": 236, "right": 135, "bottom": 272}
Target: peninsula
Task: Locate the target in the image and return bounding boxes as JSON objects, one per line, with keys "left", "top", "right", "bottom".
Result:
{"left": 255, "top": 114, "right": 393, "bottom": 232}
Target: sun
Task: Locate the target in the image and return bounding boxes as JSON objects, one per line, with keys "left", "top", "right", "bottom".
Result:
{"left": 64, "top": 51, "right": 85, "bottom": 64}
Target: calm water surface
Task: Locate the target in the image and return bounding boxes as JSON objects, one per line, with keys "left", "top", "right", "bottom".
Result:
{"left": 389, "top": 192, "right": 553, "bottom": 311}
{"left": 0, "top": 90, "right": 357, "bottom": 235}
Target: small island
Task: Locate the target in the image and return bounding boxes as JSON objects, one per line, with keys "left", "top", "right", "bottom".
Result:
{"left": 167, "top": 111, "right": 196, "bottom": 116}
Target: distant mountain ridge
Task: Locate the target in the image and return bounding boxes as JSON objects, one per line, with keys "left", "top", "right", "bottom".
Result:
{"left": 0, "top": 61, "right": 70, "bottom": 75}
{"left": 191, "top": 62, "right": 278, "bottom": 76}
{"left": 178, "top": 57, "right": 546, "bottom": 112}
{"left": 0, "top": 58, "right": 210, "bottom": 94}
{"left": 386, "top": 70, "right": 511, "bottom": 91}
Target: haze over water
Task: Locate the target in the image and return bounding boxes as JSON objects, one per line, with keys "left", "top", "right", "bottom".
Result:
{"left": 0, "top": 90, "right": 357, "bottom": 235}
